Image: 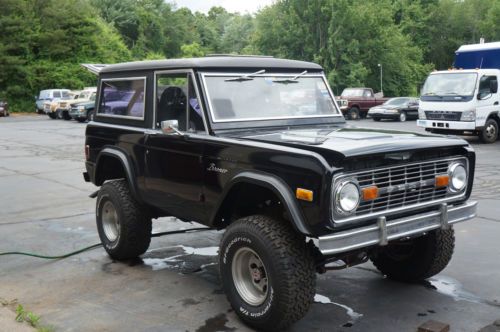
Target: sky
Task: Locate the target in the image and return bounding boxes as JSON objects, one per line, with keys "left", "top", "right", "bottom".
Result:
{"left": 170, "top": 0, "right": 276, "bottom": 14}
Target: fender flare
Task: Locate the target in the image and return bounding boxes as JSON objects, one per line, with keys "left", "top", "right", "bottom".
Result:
{"left": 95, "top": 147, "right": 141, "bottom": 202}
{"left": 210, "top": 171, "right": 312, "bottom": 235}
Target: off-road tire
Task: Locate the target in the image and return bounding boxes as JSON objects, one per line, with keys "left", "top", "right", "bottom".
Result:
{"left": 371, "top": 228, "right": 455, "bottom": 282}
{"left": 48, "top": 112, "right": 57, "bottom": 119}
{"left": 219, "top": 215, "right": 316, "bottom": 331}
{"left": 96, "top": 179, "right": 151, "bottom": 260}
{"left": 348, "top": 107, "right": 360, "bottom": 120}
{"left": 479, "top": 118, "right": 498, "bottom": 143}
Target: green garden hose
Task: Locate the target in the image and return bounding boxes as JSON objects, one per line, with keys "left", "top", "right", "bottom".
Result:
{"left": 0, "top": 227, "right": 212, "bottom": 260}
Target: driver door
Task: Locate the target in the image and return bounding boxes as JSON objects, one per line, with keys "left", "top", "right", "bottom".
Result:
{"left": 144, "top": 71, "right": 207, "bottom": 222}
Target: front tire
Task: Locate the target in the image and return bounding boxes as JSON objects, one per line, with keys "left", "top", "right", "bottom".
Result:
{"left": 219, "top": 215, "right": 316, "bottom": 331}
{"left": 399, "top": 112, "right": 407, "bottom": 122}
{"left": 87, "top": 110, "right": 95, "bottom": 122}
{"left": 96, "top": 179, "right": 152, "bottom": 260}
{"left": 371, "top": 228, "right": 455, "bottom": 282}
{"left": 48, "top": 112, "right": 57, "bottom": 119}
{"left": 373, "top": 117, "right": 381, "bottom": 122}
{"left": 479, "top": 119, "right": 498, "bottom": 143}
{"left": 348, "top": 107, "right": 360, "bottom": 120}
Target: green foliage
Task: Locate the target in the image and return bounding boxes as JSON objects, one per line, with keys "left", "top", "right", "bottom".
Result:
{"left": 181, "top": 43, "right": 205, "bottom": 58}
{"left": 3, "top": 0, "right": 500, "bottom": 110}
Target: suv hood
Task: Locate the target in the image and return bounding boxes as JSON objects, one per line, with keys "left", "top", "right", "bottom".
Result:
{"left": 242, "top": 127, "right": 468, "bottom": 158}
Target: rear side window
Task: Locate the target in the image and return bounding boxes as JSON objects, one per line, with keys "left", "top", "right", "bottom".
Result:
{"left": 98, "top": 78, "right": 146, "bottom": 120}
{"left": 53, "top": 91, "right": 61, "bottom": 98}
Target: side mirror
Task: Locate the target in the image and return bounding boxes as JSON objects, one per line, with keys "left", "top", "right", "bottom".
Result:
{"left": 490, "top": 80, "right": 498, "bottom": 94}
{"left": 161, "top": 120, "right": 182, "bottom": 135}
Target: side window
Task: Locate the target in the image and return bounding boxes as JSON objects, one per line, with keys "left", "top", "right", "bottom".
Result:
{"left": 479, "top": 75, "right": 497, "bottom": 98}
{"left": 98, "top": 78, "right": 145, "bottom": 119}
{"left": 53, "top": 91, "right": 61, "bottom": 98}
{"left": 156, "top": 73, "right": 205, "bottom": 132}
{"left": 363, "top": 90, "right": 372, "bottom": 97}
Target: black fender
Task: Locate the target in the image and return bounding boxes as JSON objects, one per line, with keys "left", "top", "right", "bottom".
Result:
{"left": 210, "top": 170, "right": 312, "bottom": 235}
{"left": 95, "top": 147, "right": 141, "bottom": 202}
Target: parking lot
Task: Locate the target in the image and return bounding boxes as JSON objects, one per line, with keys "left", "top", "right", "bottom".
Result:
{"left": 1, "top": 115, "right": 499, "bottom": 332}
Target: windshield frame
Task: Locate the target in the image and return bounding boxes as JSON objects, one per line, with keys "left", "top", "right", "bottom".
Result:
{"left": 200, "top": 72, "right": 343, "bottom": 125}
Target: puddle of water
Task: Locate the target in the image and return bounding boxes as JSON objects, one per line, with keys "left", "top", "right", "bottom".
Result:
{"left": 142, "top": 254, "right": 185, "bottom": 271}
{"left": 314, "top": 294, "right": 363, "bottom": 322}
{"left": 143, "top": 246, "right": 218, "bottom": 271}
{"left": 427, "top": 275, "right": 500, "bottom": 307}
{"left": 179, "top": 245, "right": 218, "bottom": 256}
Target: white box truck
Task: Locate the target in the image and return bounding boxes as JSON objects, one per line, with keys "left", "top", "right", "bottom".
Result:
{"left": 417, "top": 42, "right": 500, "bottom": 143}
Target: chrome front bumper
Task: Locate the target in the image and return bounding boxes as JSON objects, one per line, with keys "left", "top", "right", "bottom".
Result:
{"left": 318, "top": 201, "right": 477, "bottom": 255}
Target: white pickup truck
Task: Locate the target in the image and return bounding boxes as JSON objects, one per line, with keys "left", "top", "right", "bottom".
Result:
{"left": 417, "top": 43, "right": 500, "bottom": 143}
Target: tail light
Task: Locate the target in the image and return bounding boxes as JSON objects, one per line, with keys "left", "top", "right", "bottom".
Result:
{"left": 85, "top": 145, "right": 90, "bottom": 160}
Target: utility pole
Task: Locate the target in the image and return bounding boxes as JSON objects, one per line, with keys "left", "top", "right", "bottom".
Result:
{"left": 377, "top": 63, "right": 383, "bottom": 95}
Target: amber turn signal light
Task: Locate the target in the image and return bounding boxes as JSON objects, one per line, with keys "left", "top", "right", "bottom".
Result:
{"left": 361, "top": 186, "right": 379, "bottom": 201}
{"left": 296, "top": 188, "right": 313, "bottom": 202}
{"left": 435, "top": 175, "right": 449, "bottom": 188}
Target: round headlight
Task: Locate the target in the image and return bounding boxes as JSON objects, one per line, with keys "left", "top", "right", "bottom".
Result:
{"left": 335, "top": 180, "right": 360, "bottom": 213}
{"left": 449, "top": 163, "right": 467, "bottom": 192}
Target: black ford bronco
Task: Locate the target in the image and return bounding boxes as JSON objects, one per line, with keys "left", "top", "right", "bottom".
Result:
{"left": 83, "top": 56, "right": 477, "bottom": 331}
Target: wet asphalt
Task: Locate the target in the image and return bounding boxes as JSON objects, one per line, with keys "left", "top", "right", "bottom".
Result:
{"left": 0, "top": 115, "right": 499, "bottom": 332}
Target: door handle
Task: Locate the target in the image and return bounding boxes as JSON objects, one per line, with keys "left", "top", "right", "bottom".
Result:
{"left": 494, "top": 101, "right": 499, "bottom": 105}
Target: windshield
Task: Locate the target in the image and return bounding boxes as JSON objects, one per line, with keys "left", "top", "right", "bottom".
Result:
{"left": 79, "top": 91, "right": 91, "bottom": 99}
{"left": 203, "top": 74, "right": 339, "bottom": 122}
{"left": 422, "top": 73, "right": 477, "bottom": 96}
{"left": 341, "top": 89, "right": 364, "bottom": 97}
{"left": 384, "top": 98, "right": 410, "bottom": 106}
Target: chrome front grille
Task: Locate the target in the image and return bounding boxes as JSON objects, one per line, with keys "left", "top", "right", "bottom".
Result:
{"left": 332, "top": 157, "right": 468, "bottom": 223}
{"left": 425, "top": 111, "right": 461, "bottom": 121}
{"left": 356, "top": 159, "right": 449, "bottom": 215}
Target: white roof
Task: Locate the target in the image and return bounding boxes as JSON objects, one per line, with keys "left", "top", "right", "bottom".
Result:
{"left": 456, "top": 41, "right": 500, "bottom": 53}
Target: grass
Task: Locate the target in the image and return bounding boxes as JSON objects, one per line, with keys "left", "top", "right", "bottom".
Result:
{"left": 0, "top": 299, "right": 54, "bottom": 332}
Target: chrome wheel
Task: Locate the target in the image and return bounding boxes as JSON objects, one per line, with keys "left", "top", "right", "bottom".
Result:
{"left": 232, "top": 247, "right": 269, "bottom": 306}
{"left": 102, "top": 200, "right": 119, "bottom": 242}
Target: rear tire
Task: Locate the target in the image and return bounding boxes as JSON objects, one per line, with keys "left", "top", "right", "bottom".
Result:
{"left": 479, "top": 119, "right": 498, "bottom": 143}
{"left": 48, "top": 112, "right": 57, "bottom": 119}
{"left": 373, "top": 117, "right": 381, "bottom": 122}
{"left": 96, "top": 179, "right": 151, "bottom": 260}
{"left": 219, "top": 215, "right": 316, "bottom": 331}
{"left": 371, "top": 228, "right": 455, "bottom": 282}
{"left": 348, "top": 107, "right": 360, "bottom": 120}
{"left": 63, "top": 111, "right": 72, "bottom": 120}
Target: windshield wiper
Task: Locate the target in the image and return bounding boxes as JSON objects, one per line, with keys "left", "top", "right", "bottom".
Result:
{"left": 273, "top": 70, "right": 308, "bottom": 84}
{"left": 225, "top": 69, "right": 266, "bottom": 82}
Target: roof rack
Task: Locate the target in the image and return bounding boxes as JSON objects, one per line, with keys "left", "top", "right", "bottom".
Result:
{"left": 206, "top": 54, "right": 274, "bottom": 58}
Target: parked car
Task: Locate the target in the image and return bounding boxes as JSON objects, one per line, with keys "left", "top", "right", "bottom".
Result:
{"left": 36, "top": 89, "right": 70, "bottom": 114}
{"left": 56, "top": 88, "right": 97, "bottom": 120}
{"left": 368, "top": 97, "right": 419, "bottom": 122}
{"left": 69, "top": 93, "right": 96, "bottom": 122}
{"left": 82, "top": 56, "right": 477, "bottom": 331}
{"left": 336, "top": 87, "right": 388, "bottom": 120}
{"left": 45, "top": 91, "right": 82, "bottom": 119}
{"left": 0, "top": 100, "right": 9, "bottom": 116}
